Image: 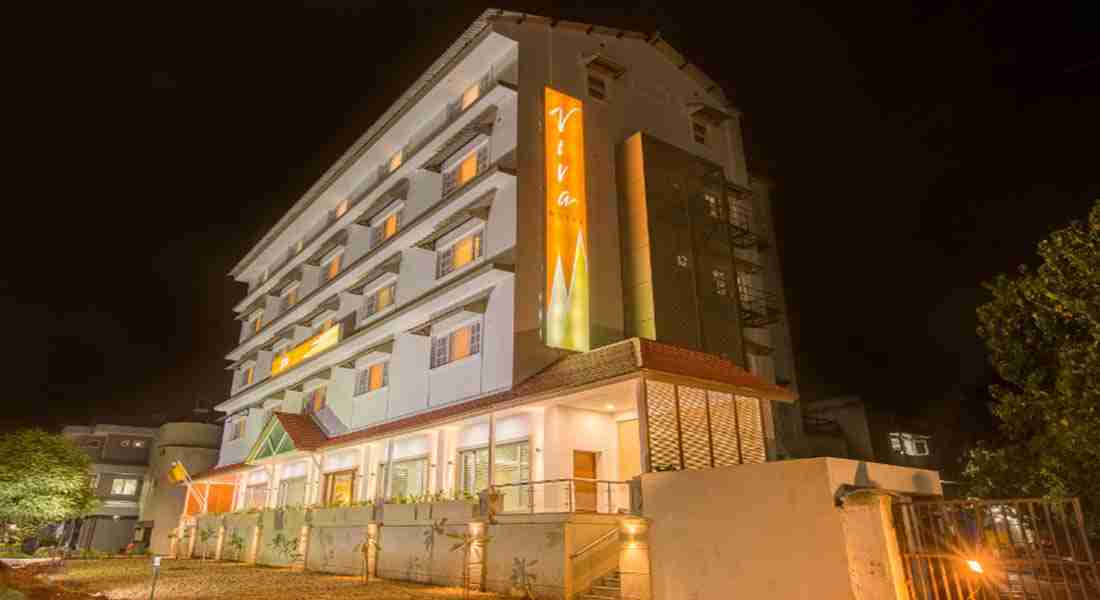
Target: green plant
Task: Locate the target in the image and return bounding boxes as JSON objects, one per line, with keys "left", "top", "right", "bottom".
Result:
{"left": 269, "top": 532, "right": 301, "bottom": 563}
{"left": 225, "top": 529, "right": 245, "bottom": 561}
{"left": 197, "top": 526, "right": 215, "bottom": 560}
{"left": 511, "top": 557, "right": 539, "bottom": 599}
{"left": 0, "top": 429, "right": 100, "bottom": 531}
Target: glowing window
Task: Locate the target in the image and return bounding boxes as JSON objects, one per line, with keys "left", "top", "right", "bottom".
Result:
{"left": 712, "top": 269, "right": 729, "bottom": 296}
{"left": 355, "top": 362, "right": 388, "bottom": 395}
{"left": 461, "top": 83, "right": 480, "bottom": 111}
{"left": 436, "top": 230, "right": 483, "bottom": 278}
{"left": 242, "top": 365, "right": 254, "bottom": 386}
{"left": 363, "top": 284, "right": 396, "bottom": 319}
{"left": 249, "top": 310, "right": 264, "bottom": 334}
{"left": 431, "top": 321, "right": 482, "bottom": 368}
{"left": 334, "top": 199, "right": 349, "bottom": 219}
{"left": 389, "top": 150, "right": 403, "bottom": 173}
{"left": 323, "top": 250, "right": 343, "bottom": 281}
{"left": 322, "top": 469, "right": 356, "bottom": 506}
{"left": 304, "top": 386, "right": 328, "bottom": 416}
{"left": 111, "top": 478, "right": 139, "bottom": 496}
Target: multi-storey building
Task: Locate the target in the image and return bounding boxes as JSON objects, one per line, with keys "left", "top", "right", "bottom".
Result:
{"left": 60, "top": 425, "right": 156, "bottom": 553}
{"left": 194, "top": 9, "right": 797, "bottom": 516}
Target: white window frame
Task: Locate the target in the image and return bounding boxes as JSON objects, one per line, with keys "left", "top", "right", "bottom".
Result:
{"left": 442, "top": 140, "right": 490, "bottom": 196}
{"left": 436, "top": 225, "right": 485, "bottom": 279}
{"left": 369, "top": 201, "right": 405, "bottom": 249}
{"left": 111, "top": 477, "right": 139, "bottom": 496}
{"left": 355, "top": 360, "right": 389, "bottom": 396}
{"left": 321, "top": 247, "right": 344, "bottom": 281}
{"left": 361, "top": 279, "right": 397, "bottom": 323}
{"left": 247, "top": 309, "right": 264, "bottom": 334}
{"left": 227, "top": 417, "right": 246, "bottom": 442}
{"left": 239, "top": 361, "right": 256, "bottom": 389}
{"left": 430, "top": 318, "right": 483, "bottom": 369}
{"left": 280, "top": 282, "right": 301, "bottom": 309}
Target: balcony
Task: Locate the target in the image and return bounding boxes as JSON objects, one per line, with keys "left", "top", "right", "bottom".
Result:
{"left": 490, "top": 479, "right": 632, "bottom": 515}
{"left": 738, "top": 284, "right": 782, "bottom": 327}
{"left": 728, "top": 202, "right": 766, "bottom": 248}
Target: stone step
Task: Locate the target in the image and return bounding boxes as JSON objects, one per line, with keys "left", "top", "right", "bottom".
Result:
{"left": 581, "top": 594, "right": 620, "bottom": 600}
{"left": 592, "top": 585, "right": 622, "bottom": 594}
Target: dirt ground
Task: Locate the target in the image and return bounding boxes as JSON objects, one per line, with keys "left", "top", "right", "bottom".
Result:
{"left": 3, "top": 559, "right": 508, "bottom": 600}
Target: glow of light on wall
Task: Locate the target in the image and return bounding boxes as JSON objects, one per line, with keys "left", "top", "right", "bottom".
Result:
{"left": 544, "top": 87, "right": 589, "bottom": 352}
{"left": 271, "top": 325, "right": 341, "bottom": 376}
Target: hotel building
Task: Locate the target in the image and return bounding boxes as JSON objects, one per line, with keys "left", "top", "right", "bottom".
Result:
{"left": 193, "top": 9, "right": 798, "bottom": 517}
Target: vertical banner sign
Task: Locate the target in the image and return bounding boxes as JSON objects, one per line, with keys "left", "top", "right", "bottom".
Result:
{"left": 544, "top": 87, "right": 590, "bottom": 351}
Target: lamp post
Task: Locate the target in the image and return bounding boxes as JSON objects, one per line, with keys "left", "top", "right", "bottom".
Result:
{"left": 148, "top": 556, "right": 161, "bottom": 600}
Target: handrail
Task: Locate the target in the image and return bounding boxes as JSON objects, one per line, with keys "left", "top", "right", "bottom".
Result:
{"left": 569, "top": 527, "right": 619, "bottom": 560}
{"left": 491, "top": 478, "right": 627, "bottom": 488}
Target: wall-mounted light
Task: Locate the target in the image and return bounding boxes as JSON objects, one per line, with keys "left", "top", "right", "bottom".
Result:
{"left": 967, "top": 560, "right": 984, "bottom": 574}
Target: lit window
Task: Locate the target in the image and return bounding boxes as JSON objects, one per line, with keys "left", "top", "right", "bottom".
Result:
{"left": 389, "top": 150, "right": 403, "bottom": 173}
{"left": 431, "top": 321, "right": 482, "bottom": 368}
{"left": 323, "top": 250, "right": 343, "bottom": 281}
{"left": 355, "top": 362, "right": 388, "bottom": 395}
{"left": 242, "top": 365, "right": 255, "bottom": 387}
{"left": 304, "top": 386, "right": 328, "bottom": 416}
{"left": 245, "top": 484, "right": 267, "bottom": 509}
{"left": 385, "top": 458, "right": 427, "bottom": 499}
{"left": 729, "top": 198, "right": 754, "bottom": 230}
{"left": 712, "top": 269, "right": 728, "bottom": 296}
{"left": 371, "top": 210, "right": 403, "bottom": 248}
{"left": 334, "top": 199, "right": 349, "bottom": 219}
{"left": 249, "top": 309, "right": 264, "bottom": 334}
{"left": 436, "top": 230, "right": 484, "bottom": 278}
{"left": 704, "top": 193, "right": 721, "bottom": 219}
{"left": 322, "top": 469, "right": 356, "bottom": 507}
{"left": 133, "top": 440, "right": 146, "bottom": 449}
{"left": 889, "top": 432, "right": 931, "bottom": 456}
{"left": 362, "top": 284, "right": 396, "bottom": 319}
{"left": 692, "top": 118, "right": 708, "bottom": 145}
{"left": 295, "top": 239, "right": 305, "bottom": 255}
{"left": 111, "top": 478, "right": 139, "bottom": 496}
{"left": 314, "top": 316, "right": 335, "bottom": 335}
{"left": 461, "top": 82, "right": 480, "bottom": 111}
{"left": 281, "top": 283, "right": 300, "bottom": 310}
{"left": 587, "top": 74, "right": 608, "bottom": 101}
{"left": 442, "top": 145, "right": 489, "bottom": 195}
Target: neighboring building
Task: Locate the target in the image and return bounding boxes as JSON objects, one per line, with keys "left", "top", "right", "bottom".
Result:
{"left": 802, "top": 396, "right": 940, "bottom": 471}
{"left": 60, "top": 422, "right": 220, "bottom": 554}
{"left": 60, "top": 425, "right": 157, "bottom": 553}
{"left": 191, "top": 8, "right": 799, "bottom": 520}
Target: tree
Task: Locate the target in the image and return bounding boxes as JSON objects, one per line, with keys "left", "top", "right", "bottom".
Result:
{"left": 0, "top": 429, "right": 99, "bottom": 536}
{"left": 963, "top": 200, "right": 1100, "bottom": 532}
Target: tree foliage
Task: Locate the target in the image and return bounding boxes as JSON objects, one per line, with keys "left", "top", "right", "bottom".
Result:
{"left": 964, "top": 200, "right": 1100, "bottom": 529}
{"left": 0, "top": 429, "right": 99, "bottom": 531}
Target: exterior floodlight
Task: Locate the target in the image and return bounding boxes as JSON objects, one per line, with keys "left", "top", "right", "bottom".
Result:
{"left": 967, "top": 559, "right": 984, "bottom": 574}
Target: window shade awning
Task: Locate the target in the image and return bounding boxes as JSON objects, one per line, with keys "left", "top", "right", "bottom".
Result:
{"left": 421, "top": 106, "right": 498, "bottom": 173}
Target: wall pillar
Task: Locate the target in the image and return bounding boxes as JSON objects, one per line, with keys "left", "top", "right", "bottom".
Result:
{"left": 249, "top": 520, "right": 262, "bottom": 564}
{"left": 840, "top": 493, "right": 911, "bottom": 600}
{"left": 186, "top": 524, "right": 197, "bottom": 559}
{"left": 214, "top": 523, "right": 226, "bottom": 560}
{"left": 298, "top": 521, "right": 311, "bottom": 570}
{"left": 364, "top": 522, "right": 380, "bottom": 581}
{"left": 619, "top": 517, "right": 652, "bottom": 600}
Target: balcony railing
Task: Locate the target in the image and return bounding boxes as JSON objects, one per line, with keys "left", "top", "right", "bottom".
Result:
{"left": 728, "top": 202, "right": 766, "bottom": 248}
{"left": 491, "top": 478, "right": 632, "bottom": 515}
{"left": 738, "top": 284, "right": 782, "bottom": 327}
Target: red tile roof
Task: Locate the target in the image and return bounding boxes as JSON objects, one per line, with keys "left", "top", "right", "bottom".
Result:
{"left": 636, "top": 339, "right": 795, "bottom": 400}
{"left": 192, "top": 461, "right": 246, "bottom": 481}
{"left": 273, "top": 412, "right": 327, "bottom": 451}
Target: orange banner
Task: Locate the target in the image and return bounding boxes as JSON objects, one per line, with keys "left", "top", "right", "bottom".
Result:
{"left": 271, "top": 324, "right": 341, "bottom": 376}
{"left": 544, "top": 87, "right": 589, "bottom": 351}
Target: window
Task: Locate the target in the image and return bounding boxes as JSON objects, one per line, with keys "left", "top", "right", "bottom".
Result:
{"left": 389, "top": 150, "right": 403, "bottom": 173}
{"left": 295, "top": 239, "right": 305, "bottom": 255}
{"left": 385, "top": 458, "right": 427, "bottom": 499}
{"left": 322, "top": 469, "right": 357, "bottom": 506}
{"left": 587, "top": 74, "right": 608, "bottom": 101}
{"left": 133, "top": 440, "right": 146, "bottom": 449}
{"left": 370, "top": 210, "right": 403, "bottom": 248}
{"left": 278, "top": 477, "right": 307, "bottom": 508}
{"left": 676, "top": 254, "right": 690, "bottom": 268}
{"left": 890, "top": 432, "right": 931, "bottom": 457}
{"left": 460, "top": 82, "right": 480, "bottom": 111}
{"left": 249, "top": 309, "right": 264, "bottom": 335}
{"left": 712, "top": 269, "right": 729, "bottom": 296}
{"left": 442, "top": 145, "right": 489, "bottom": 195}
{"left": 241, "top": 364, "right": 255, "bottom": 387}
{"left": 314, "top": 316, "right": 335, "bottom": 335}
{"left": 111, "top": 478, "right": 139, "bottom": 496}
{"left": 245, "top": 484, "right": 268, "bottom": 509}
{"left": 334, "top": 199, "right": 349, "bottom": 219}
{"left": 228, "top": 418, "right": 245, "bottom": 441}
{"left": 323, "top": 250, "right": 343, "bottom": 281}
{"left": 304, "top": 386, "right": 327, "bottom": 416}
{"left": 355, "top": 362, "right": 389, "bottom": 395}
{"left": 281, "top": 283, "right": 300, "bottom": 310}
{"left": 458, "top": 441, "right": 530, "bottom": 500}
{"left": 436, "top": 230, "right": 483, "bottom": 278}
{"left": 729, "top": 197, "right": 753, "bottom": 230}
{"left": 691, "top": 118, "right": 708, "bottom": 145}
{"left": 431, "top": 321, "right": 482, "bottom": 368}
{"left": 704, "top": 193, "right": 721, "bottom": 219}
{"left": 362, "top": 284, "right": 396, "bottom": 320}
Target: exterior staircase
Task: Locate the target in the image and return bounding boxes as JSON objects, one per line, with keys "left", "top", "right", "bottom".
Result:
{"left": 579, "top": 569, "right": 622, "bottom": 599}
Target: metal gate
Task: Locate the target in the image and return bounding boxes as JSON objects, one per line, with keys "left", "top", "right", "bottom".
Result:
{"left": 894, "top": 498, "right": 1100, "bottom": 599}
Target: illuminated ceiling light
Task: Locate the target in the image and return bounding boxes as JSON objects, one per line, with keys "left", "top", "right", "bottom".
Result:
{"left": 967, "top": 560, "right": 984, "bottom": 574}
{"left": 606, "top": 403, "right": 615, "bottom": 410}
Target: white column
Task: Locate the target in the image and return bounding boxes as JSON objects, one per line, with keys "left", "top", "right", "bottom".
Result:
{"left": 427, "top": 430, "right": 440, "bottom": 495}
{"left": 365, "top": 443, "right": 379, "bottom": 502}
{"left": 358, "top": 444, "right": 371, "bottom": 503}
{"left": 442, "top": 428, "right": 459, "bottom": 494}
{"left": 487, "top": 413, "right": 496, "bottom": 488}
{"left": 267, "top": 464, "right": 279, "bottom": 508}
{"left": 308, "top": 454, "right": 323, "bottom": 506}
{"left": 381, "top": 439, "right": 395, "bottom": 502}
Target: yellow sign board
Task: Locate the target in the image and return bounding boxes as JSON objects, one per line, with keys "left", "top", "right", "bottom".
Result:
{"left": 544, "top": 87, "right": 589, "bottom": 352}
{"left": 271, "top": 324, "right": 341, "bottom": 376}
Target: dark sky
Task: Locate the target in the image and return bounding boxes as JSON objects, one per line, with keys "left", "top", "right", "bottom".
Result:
{"left": 25, "top": 2, "right": 1098, "bottom": 431}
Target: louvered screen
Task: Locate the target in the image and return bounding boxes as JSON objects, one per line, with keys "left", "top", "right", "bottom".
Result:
{"left": 645, "top": 380, "right": 682, "bottom": 471}
{"left": 708, "top": 391, "right": 741, "bottom": 467}
{"left": 736, "top": 396, "right": 766, "bottom": 464}
{"left": 678, "top": 386, "right": 712, "bottom": 469}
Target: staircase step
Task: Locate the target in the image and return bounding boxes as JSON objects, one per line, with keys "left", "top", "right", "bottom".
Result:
{"left": 581, "top": 595, "right": 620, "bottom": 600}
{"left": 593, "top": 585, "right": 621, "bottom": 593}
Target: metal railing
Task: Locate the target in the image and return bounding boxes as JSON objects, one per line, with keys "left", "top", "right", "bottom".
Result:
{"left": 738, "top": 284, "right": 782, "bottom": 327}
{"left": 491, "top": 478, "right": 632, "bottom": 515}
{"left": 895, "top": 498, "right": 1100, "bottom": 600}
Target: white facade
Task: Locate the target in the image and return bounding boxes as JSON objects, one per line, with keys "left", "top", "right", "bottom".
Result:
{"left": 201, "top": 11, "right": 796, "bottom": 517}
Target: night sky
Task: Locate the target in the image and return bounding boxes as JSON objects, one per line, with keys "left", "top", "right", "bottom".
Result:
{"left": 26, "top": 2, "right": 1097, "bottom": 433}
